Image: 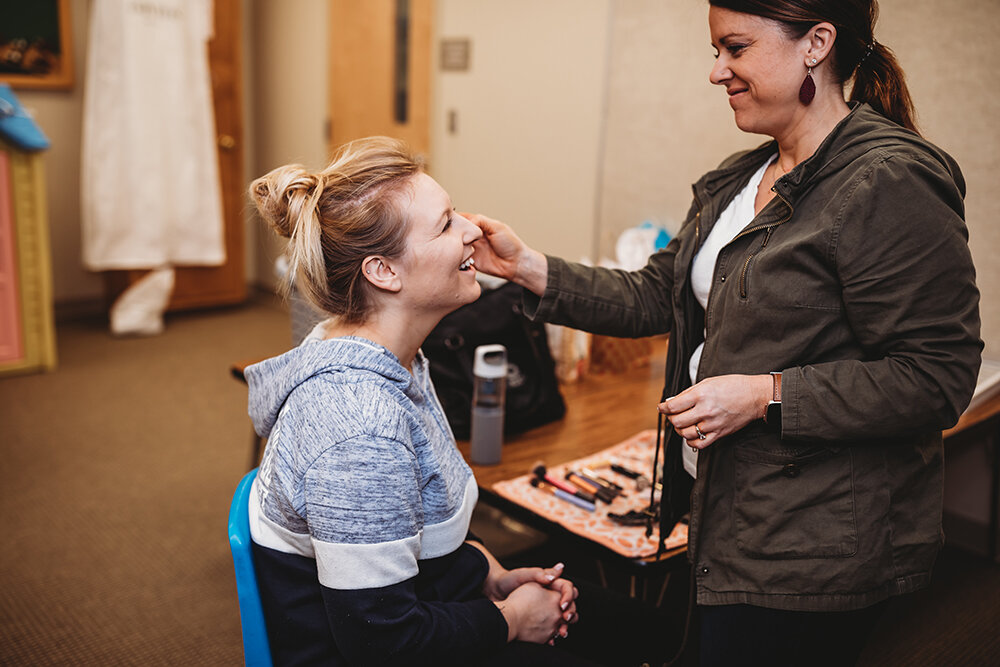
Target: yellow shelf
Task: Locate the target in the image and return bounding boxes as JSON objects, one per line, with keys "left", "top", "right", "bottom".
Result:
{"left": 0, "top": 138, "right": 57, "bottom": 377}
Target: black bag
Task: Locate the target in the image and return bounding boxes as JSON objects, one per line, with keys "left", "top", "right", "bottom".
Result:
{"left": 423, "top": 282, "right": 566, "bottom": 439}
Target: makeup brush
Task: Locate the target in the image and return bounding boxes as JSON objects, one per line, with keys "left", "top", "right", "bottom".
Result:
{"left": 532, "top": 463, "right": 596, "bottom": 504}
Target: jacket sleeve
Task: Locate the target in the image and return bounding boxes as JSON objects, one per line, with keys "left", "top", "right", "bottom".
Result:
{"left": 303, "top": 440, "right": 507, "bottom": 665}
{"left": 521, "top": 235, "right": 681, "bottom": 338}
{"left": 320, "top": 544, "right": 508, "bottom": 666}
{"left": 781, "top": 150, "right": 982, "bottom": 441}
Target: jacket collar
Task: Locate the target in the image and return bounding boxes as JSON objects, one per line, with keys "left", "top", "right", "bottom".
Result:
{"left": 693, "top": 103, "right": 873, "bottom": 200}
{"left": 772, "top": 101, "right": 868, "bottom": 201}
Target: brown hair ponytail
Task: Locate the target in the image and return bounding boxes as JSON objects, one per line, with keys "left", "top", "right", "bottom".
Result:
{"left": 708, "top": 0, "right": 919, "bottom": 133}
{"left": 849, "top": 39, "right": 917, "bottom": 133}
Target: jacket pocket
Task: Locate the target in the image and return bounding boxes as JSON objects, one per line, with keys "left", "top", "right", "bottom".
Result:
{"left": 732, "top": 436, "right": 857, "bottom": 559}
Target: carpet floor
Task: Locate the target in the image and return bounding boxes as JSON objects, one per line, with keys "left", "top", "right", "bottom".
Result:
{"left": 1, "top": 296, "right": 997, "bottom": 665}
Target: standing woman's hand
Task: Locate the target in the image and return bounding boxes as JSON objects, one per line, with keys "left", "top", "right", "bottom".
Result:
{"left": 659, "top": 374, "right": 773, "bottom": 449}
{"left": 464, "top": 213, "right": 549, "bottom": 296}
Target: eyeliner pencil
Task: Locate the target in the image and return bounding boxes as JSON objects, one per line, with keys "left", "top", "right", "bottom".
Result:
{"left": 531, "top": 477, "right": 596, "bottom": 512}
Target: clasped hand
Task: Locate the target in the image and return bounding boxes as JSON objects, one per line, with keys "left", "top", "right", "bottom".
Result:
{"left": 485, "top": 562, "right": 579, "bottom": 645}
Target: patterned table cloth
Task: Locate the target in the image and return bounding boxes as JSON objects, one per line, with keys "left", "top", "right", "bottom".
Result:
{"left": 491, "top": 430, "right": 688, "bottom": 559}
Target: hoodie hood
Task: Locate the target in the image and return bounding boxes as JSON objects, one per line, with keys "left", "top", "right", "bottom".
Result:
{"left": 245, "top": 335, "right": 416, "bottom": 439}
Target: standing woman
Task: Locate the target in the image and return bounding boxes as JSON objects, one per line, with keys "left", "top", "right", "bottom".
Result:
{"left": 469, "top": 1, "right": 982, "bottom": 665}
{"left": 245, "top": 137, "right": 585, "bottom": 666}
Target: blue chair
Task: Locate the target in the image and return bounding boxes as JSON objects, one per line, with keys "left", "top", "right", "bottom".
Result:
{"left": 228, "top": 468, "right": 273, "bottom": 666}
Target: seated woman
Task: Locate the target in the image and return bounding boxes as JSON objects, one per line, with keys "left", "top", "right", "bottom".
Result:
{"left": 245, "top": 137, "right": 583, "bottom": 666}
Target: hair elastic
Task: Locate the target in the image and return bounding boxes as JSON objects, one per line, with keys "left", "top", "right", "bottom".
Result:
{"left": 858, "top": 41, "right": 876, "bottom": 67}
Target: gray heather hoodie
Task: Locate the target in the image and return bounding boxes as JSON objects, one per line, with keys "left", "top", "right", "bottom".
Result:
{"left": 245, "top": 332, "right": 478, "bottom": 589}
{"left": 242, "top": 331, "right": 507, "bottom": 665}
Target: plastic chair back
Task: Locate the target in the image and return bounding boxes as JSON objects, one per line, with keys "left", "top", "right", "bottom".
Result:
{"left": 228, "top": 468, "right": 273, "bottom": 666}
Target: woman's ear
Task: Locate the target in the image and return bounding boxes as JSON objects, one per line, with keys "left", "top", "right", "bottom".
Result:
{"left": 805, "top": 22, "right": 837, "bottom": 68}
{"left": 361, "top": 256, "right": 401, "bottom": 292}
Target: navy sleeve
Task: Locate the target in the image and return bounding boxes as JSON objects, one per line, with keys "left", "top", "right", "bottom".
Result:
{"left": 320, "top": 543, "right": 509, "bottom": 665}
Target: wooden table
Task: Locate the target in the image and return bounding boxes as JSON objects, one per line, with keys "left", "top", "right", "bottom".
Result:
{"left": 458, "top": 341, "right": 667, "bottom": 488}
{"left": 944, "top": 392, "right": 1000, "bottom": 441}
{"left": 458, "top": 343, "right": 1000, "bottom": 566}
{"left": 456, "top": 340, "right": 688, "bottom": 572}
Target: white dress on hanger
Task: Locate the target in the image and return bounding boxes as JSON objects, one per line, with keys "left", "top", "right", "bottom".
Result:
{"left": 81, "top": 0, "right": 225, "bottom": 271}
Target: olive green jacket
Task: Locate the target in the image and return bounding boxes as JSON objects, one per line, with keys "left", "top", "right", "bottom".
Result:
{"left": 524, "top": 104, "right": 982, "bottom": 611}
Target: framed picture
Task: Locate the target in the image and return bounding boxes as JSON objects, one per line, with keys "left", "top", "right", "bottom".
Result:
{"left": 0, "top": 0, "right": 74, "bottom": 90}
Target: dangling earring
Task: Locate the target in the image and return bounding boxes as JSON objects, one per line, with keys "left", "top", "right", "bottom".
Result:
{"left": 799, "top": 58, "right": 818, "bottom": 105}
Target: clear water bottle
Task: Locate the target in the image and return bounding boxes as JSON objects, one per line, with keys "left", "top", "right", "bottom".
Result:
{"left": 470, "top": 344, "right": 507, "bottom": 465}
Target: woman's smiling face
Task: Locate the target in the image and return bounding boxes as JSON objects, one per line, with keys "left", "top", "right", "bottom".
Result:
{"left": 708, "top": 6, "right": 810, "bottom": 137}
{"left": 394, "top": 172, "right": 482, "bottom": 317}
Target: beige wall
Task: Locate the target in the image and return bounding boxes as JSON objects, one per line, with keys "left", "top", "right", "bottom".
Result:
{"left": 247, "top": 0, "right": 329, "bottom": 290}
{"left": 18, "top": 0, "right": 1000, "bottom": 355}
{"left": 881, "top": 0, "right": 1000, "bottom": 356}
{"left": 598, "top": 0, "right": 756, "bottom": 254}
{"left": 431, "top": 0, "right": 612, "bottom": 264}
{"left": 598, "top": 0, "right": 1000, "bottom": 354}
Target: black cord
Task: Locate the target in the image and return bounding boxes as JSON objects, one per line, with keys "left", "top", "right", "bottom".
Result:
{"left": 648, "top": 401, "right": 694, "bottom": 666}
{"left": 650, "top": 409, "right": 693, "bottom": 666}
{"left": 647, "top": 411, "right": 664, "bottom": 548}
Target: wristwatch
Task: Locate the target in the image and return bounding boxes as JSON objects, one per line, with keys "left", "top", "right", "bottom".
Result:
{"left": 765, "top": 371, "right": 782, "bottom": 426}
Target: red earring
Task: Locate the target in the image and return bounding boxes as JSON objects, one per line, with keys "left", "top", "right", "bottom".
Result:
{"left": 799, "top": 59, "right": 818, "bottom": 105}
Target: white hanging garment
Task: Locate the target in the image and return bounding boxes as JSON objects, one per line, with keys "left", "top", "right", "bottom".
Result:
{"left": 81, "top": 0, "right": 225, "bottom": 270}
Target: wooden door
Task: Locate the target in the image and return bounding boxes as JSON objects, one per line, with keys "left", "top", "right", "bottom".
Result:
{"left": 105, "top": 0, "right": 246, "bottom": 311}
{"left": 329, "top": 0, "right": 432, "bottom": 160}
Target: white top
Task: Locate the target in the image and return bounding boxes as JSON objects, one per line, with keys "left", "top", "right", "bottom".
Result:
{"left": 682, "top": 154, "right": 776, "bottom": 478}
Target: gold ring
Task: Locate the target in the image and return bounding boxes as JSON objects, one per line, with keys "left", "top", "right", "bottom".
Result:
{"left": 695, "top": 425, "right": 707, "bottom": 440}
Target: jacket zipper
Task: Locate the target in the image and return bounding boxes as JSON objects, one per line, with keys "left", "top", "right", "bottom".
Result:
{"left": 735, "top": 191, "right": 794, "bottom": 298}
{"left": 700, "top": 190, "right": 793, "bottom": 342}
{"left": 738, "top": 226, "right": 774, "bottom": 298}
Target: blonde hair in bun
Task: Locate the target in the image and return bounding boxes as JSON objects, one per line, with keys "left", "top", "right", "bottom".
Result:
{"left": 250, "top": 136, "right": 422, "bottom": 323}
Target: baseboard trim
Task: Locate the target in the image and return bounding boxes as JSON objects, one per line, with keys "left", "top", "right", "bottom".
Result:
{"left": 52, "top": 283, "right": 287, "bottom": 326}
{"left": 53, "top": 297, "right": 107, "bottom": 324}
